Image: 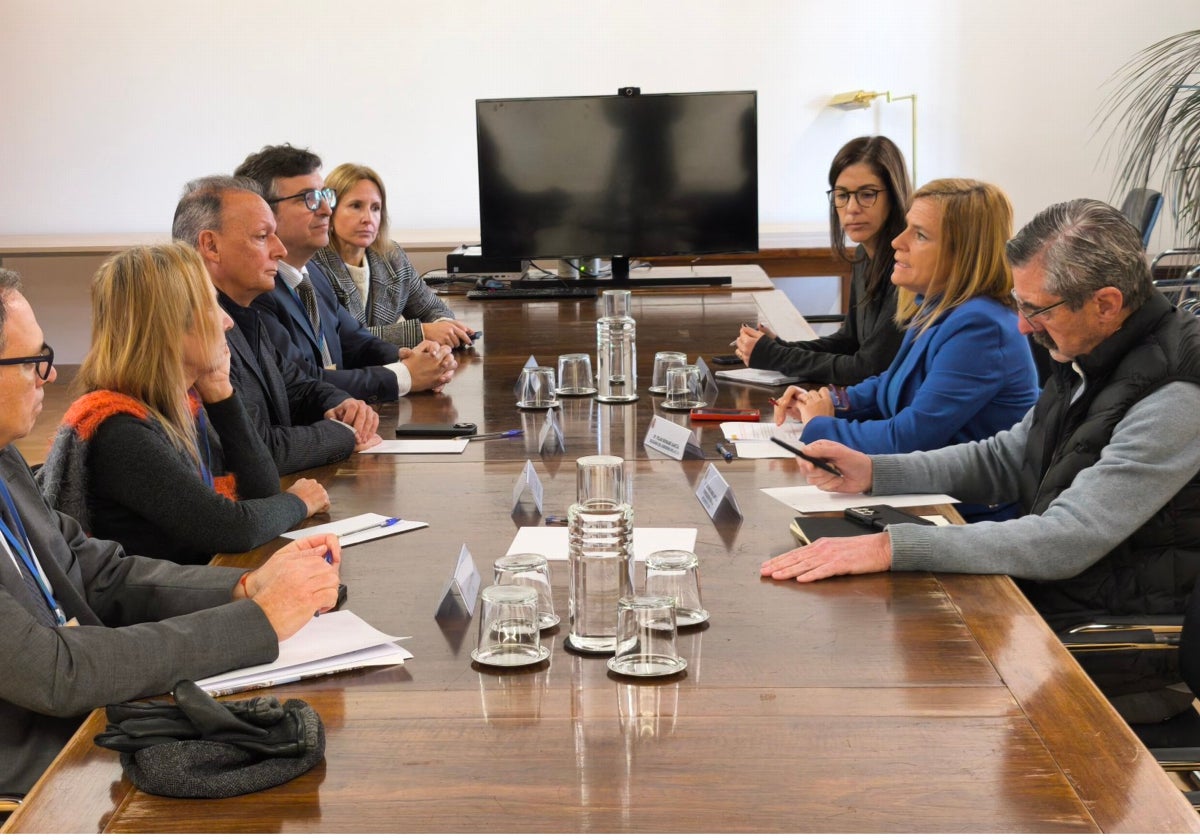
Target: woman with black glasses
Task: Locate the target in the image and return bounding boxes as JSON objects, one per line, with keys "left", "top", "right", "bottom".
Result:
{"left": 733, "top": 136, "right": 910, "bottom": 383}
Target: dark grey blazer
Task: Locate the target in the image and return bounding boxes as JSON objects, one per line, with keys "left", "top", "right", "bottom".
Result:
{"left": 220, "top": 291, "right": 357, "bottom": 476}
{"left": 0, "top": 447, "right": 276, "bottom": 795}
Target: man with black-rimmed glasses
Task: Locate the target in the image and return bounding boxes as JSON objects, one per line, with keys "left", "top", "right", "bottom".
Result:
{"left": 762, "top": 199, "right": 1200, "bottom": 724}
{"left": 235, "top": 144, "right": 454, "bottom": 402}
{"left": 0, "top": 268, "right": 342, "bottom": 796}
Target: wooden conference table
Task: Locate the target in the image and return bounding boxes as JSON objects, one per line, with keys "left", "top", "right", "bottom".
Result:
{"left": 7, "top": 278, "right": 1199, "bottom": 833}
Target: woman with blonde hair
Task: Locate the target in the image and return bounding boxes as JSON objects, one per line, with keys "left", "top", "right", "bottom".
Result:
{"left": 773, "top": 179, "right": 1037, "bottom": 521}
{"left": 312, "top": 162, "right": 477, "bottom": 348}
{"left": 39, "top": 242, "right": 329, "bottom": 564}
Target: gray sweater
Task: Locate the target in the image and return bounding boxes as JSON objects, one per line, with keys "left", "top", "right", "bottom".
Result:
{"left": 874, "top": 380, "right": 1200, "bottom": 579}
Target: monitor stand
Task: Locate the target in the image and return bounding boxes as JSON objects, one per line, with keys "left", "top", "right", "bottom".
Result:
{"left": 594, "top": 256, "right": 731, "bottom": 289}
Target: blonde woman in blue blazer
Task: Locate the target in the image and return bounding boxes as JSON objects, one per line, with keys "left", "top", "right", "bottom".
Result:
{"left": 775, "top": 179, "right": 1037, "bottom": 520}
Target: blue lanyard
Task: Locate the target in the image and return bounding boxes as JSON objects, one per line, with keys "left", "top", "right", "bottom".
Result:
{"left": 0, "top": 480, "right": 67, "bottom": 625}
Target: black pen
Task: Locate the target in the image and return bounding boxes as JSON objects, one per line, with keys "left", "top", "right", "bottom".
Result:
{"left": 716, "top": 443, "right": 734, "bottom": 462}
{"left": 768, "top": 436, "right": 844, "bottom": 478}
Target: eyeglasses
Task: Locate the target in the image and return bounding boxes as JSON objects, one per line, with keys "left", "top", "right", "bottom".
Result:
{"left": 827, "top": 187, "right": 886, "bottom": 209}
{"left": 1011, "top": 291, "right": 1068, "bottom": 328}
{"left": 0, "top": 343, "right": 54, "bottom": 380}
{"left": 266, "top": 188, "right": 337, "bottom": 212}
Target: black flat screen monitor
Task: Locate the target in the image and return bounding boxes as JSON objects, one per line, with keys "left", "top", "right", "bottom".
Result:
{"left": 476, "top": 90, "right": 758, "bottom": 267}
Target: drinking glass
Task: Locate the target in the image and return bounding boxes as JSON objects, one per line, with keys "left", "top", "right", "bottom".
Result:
{"left": 607, "top": 594, "right": 686, "bottom": 677}
{"left": 556, "top": 353, "right": 596, "bottom": 396}
{"left": 648, "top": 351, "right": 687, "bottom": 395}
{"left": 471, "top": 584, "right": 546, "bottom": 667}
{"left": 493, "top": 554, "right": 559, "bottom": 630}
{"left": 515, "top": 366, "right": 560, "bottom": 409}
{"left": 644, "top": 549, "right": 708, "bottom": 627}
{"left": 662, "top": 364, "right": 706, "bottom": 410}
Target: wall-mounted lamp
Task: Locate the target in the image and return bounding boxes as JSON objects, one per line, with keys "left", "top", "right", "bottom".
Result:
{"left": 829, "top": 90, "right": 919, "bottom": 184}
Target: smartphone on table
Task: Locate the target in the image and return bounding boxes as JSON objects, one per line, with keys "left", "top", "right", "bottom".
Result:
{"left": 843, "top": 505, "right": 934, "bottom": 530}
{"left": 395, "top": 422, "right": 477, "bottom": 437}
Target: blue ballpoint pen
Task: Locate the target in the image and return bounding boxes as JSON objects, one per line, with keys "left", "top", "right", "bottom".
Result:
{"left": 457, "top": 429, "right": 523, "bottom": 441}
{"left": 341, "top": 516, "right": 402, "bottom": 537}
{"left": 716, "top": 443, "right": 735, "bottom": 462}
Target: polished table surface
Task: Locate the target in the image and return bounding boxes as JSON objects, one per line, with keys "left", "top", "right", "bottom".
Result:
{"left": 7, "top": 284, "right": 1199, "bottom": 833}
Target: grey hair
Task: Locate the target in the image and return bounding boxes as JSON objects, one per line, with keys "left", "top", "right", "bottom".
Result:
{"left": 0, "top": 268, "right": 23, "bottom": 352}
{"left": 1005, "top": 198, "right": 1152, "bottom": 310}
{"left": 171, "top": 175, "right": 263, "bottom": 246}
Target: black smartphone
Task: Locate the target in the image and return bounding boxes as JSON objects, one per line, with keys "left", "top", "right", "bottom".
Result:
{"left": 395, "top": 422, "right": 477, "bottom": 438}
{"left": 768, "top": 436, "right": 844, "bottom": 477}
{"left": 843, "top": 505, "right": 934, "bottom": 530}
{"left": 710, "top": 354, "right": 741, "bottom": 365}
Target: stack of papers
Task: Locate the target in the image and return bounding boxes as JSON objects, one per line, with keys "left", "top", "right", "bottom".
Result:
{"left": 196, "top": 610, "right": 411, "bottom": 697}
{"left": 720, "top": 421, "right": 804, "bottom": 458}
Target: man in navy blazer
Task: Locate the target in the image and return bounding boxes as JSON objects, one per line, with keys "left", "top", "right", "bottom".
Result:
{"left": 235, "top": 145, "right": 455, "bottom": 402}
{"left": 172, "top": 176, "right": 382, "bottom": 474}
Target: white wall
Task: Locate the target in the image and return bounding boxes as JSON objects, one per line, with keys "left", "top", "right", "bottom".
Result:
{"left": 1, "top": 0, "right": 1195, "bottom": 249}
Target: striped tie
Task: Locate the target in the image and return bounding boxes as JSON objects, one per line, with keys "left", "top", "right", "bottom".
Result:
{"left": 296, "top": 277, "right": 334, "bottom": 368}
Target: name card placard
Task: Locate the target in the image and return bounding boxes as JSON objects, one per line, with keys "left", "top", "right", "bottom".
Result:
{"left": 644, "top": 415, "right": 703, "bottom": 460}
{"left": 695, "top": 356, "right": 720, "bottom": 405}
{"left": 435, "top": 544, "right": 482, "bottom": 619}
{"left": 695, "top": 463, "right": 744, "bottom": 521}
{"left": 512, "top": 459, "right": 546, "bottom": 513}
{"left": 538, "top": 408, "right": 565, "bottom": 453}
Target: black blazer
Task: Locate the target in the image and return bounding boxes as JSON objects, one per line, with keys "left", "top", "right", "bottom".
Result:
{"left": 220, "top": 292, "right": 356, "bottom": 475}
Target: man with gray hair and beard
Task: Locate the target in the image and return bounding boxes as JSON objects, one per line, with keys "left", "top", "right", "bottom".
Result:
{"left": 762, "top": 198, "right": 1200, "bottom": 723}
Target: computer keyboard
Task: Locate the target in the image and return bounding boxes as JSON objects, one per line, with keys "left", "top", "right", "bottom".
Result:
{"left": 467, "top": 286, "right": 598, "bottom": 301}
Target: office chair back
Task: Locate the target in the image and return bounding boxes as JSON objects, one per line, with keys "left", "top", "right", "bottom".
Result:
{"left": 1120, "top": 188, "right": 1164, "bottom": 247}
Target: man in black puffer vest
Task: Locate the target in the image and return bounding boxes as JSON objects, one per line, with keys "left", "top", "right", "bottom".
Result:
{"left": 762, "top": 199, "right": 1200, "bottom": 724}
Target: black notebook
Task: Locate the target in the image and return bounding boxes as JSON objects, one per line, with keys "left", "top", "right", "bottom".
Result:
{"left": 789, "top": 516, "right": 876, "bottom": 545}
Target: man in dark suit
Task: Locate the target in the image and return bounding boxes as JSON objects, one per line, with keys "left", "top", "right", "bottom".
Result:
{"left": 0, "top": 267, "right": 344, "bottom": 796}
{"left": 172, "top": 176, "right": 382, "bottom": 475}
{"left": 234, "top": 145, "right": 455, "bottom": 402}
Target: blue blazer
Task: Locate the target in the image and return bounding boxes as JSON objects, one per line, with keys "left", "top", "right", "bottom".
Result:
{"left": 252, "top": 261, "right": 401, "bottom": 402}
{"left": 801, "top": 296, "right": 1038, "bottom": 456}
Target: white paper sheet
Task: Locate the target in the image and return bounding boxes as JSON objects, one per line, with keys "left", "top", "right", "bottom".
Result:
{"left": 721, "top": 421, "right": 803, "bottom": 441}
{"left": 195, "top": 611, "right": 412, "bottom": 696}
{"left": 732, "top": 439, "right": 795, "bottom": 458}
{"left": 283, "top": 512, "right": 428, "bottom": 547}
{"left": 505, "top": 527, "right": 698, "bottom": 561}
{"left": 359, "top": 439, "right": 469, "bottom": 454}
{"left": 760, "top": 485, "right": 959, "bottom": 513}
